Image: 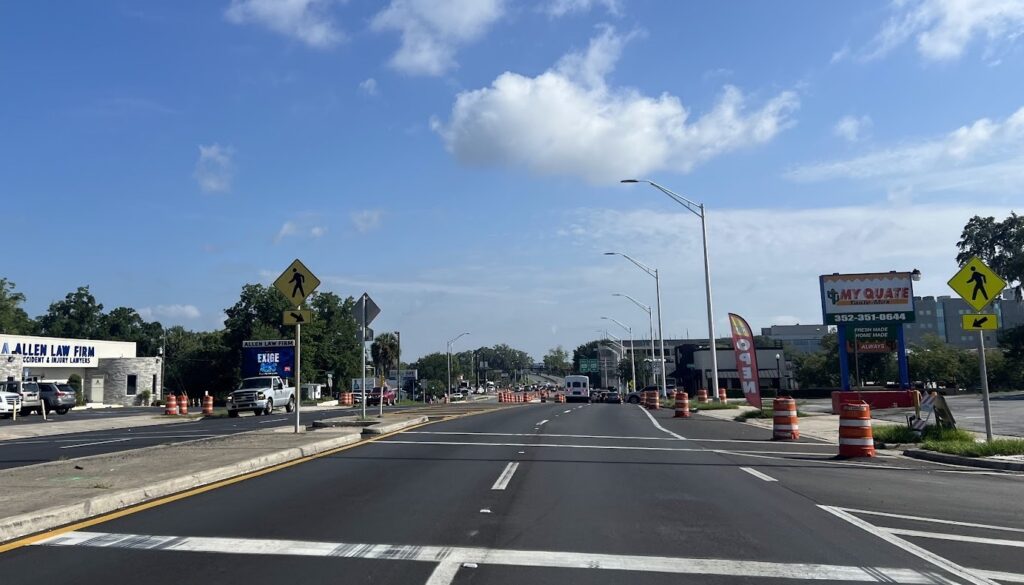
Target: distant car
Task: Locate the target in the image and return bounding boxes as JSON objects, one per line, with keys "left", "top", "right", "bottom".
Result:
{"left": 590, "top": 391, "right": 605, "bottom": 403}
{"left": 1, "top": 381, "right": 42, "bottom": 415}
{"left": 627, "top": 385, "right": 660, "bottom": 404}
{"left": 366, "top": 387, "right": 397, "bottom": 406}
{"left": 450, "top": 392, "right": 465, "bottom": 401}
{"left": 35, "top": 382, "right": 76, "bottom": 415}
{"left": 604, "top": 392, "right": 623, "bottom": 404}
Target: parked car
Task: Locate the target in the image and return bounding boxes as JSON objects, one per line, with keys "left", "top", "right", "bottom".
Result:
{"left": 0, "top": 381, "right": 43, "bottom": 415}
{"left": 450, "top": 391, "right": 465, "bottom": 401}
{"left": 626, "top": 385, "right": 660, "bottom": 404}
{"left": 366, "top": 387, "right": 397, "bottom": 406}
{"left": 35, "top": 381, "right": 76, "bottom": 415}
{"left": 0, "top": 387, "right": 22, "bottom": 418}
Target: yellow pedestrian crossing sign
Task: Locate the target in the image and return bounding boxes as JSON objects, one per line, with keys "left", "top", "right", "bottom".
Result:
{"left": 283, "top": 309, "right": 313, "bottom": 326}
{"left": 962, "top": 314, "right": 997, "bottom": 331}
{"left": 274, "top": 259, "right": 320, "bottom": 307}
{"left": 948, "top": 257, "right": 1005, "bottom": 312}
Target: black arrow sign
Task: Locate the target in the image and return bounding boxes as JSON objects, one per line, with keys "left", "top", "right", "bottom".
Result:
{"left": 290, "top": 312, "right": 305, "bottom": 323}
{"left": 972, "top": 316, "right": 989, "bottom": 328}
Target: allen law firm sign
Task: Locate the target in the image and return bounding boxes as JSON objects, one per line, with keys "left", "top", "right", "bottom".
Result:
{"left": 0, "top": 335, "right": 137, "bottom": 368}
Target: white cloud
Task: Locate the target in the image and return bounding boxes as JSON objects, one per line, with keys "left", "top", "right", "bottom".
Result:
{"left": 225, "top": 0, "right": 344, "bottom": 48}
{"left": 359, "top": 78, "right": 379, "bottom": 96}
{"left": 193, "top": 144, "right": 234, "bottom": 193}
{"left": 833, "top": 115, "right": 872, "bottom": 142}
{"left": 371, "top": 0, "right": 505, "bottom": 76}
{"left": 275, "top": 217, "right": 328, "bottom": 243}
{"left": 852, "top": 0, "right": 1024, "bottom": 62}
{"left": 350, "top": 209, "right": 382, "bottom": 233}
{"left": 138, "top": 304, "right": 201, "bottom": 321}
{"left": 787, "top": 106, "right": 1024, "bottom": 194}
{"left": 433, "top": 27, "right": 799, "bottom": 184}
{"left": 544, "top": 0, "right": 621, "bottom": 18}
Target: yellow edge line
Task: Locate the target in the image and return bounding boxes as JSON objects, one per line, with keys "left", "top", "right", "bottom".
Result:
{"left": 0, "top": 406, "right": 505, "bottom": 554}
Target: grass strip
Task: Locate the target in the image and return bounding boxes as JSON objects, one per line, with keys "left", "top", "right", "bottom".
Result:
{"left": 922, "top": 437, "right": 1024, "bottom": 457}
{"left": 733, "top": 407, "right": 807, "bottom": 421}
{"left": 873, "top": 425, "right": 974, "bottom": 444}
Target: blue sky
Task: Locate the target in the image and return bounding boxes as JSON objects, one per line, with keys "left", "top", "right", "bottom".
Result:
{"left": 2, "top": 0, "right": 1023, "bottom": 360}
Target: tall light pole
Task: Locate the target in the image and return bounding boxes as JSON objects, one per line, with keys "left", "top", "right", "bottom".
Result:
{"left": 605, "top": 252, "right": 667, "bottom": 398}
{"left": 602, "top": 316, "right": 636, "bottom": 392}
{"left": 613, "top": 293, "right": 656, "bottom": 386}
{"left": 621, "top": 179, "right": 720, "bottom": 401}
{"left": 446, "top": 332, "right": 469, "bottom": 403}
{"left": 602, "top": 329, "right": 625, "bottom": 392}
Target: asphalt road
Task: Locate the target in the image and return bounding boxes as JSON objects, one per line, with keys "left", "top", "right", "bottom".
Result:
{"left": 0, "top": 402, "right": 438, "bottom": 469}
{"left": 1, "top": 402, "right": 1020, "bottom": 584}
{"left": 4, "top": 406, "right": 158, "bottom": 425}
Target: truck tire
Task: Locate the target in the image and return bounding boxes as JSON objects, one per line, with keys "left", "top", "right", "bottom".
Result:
{"left": 285, "top": 397, "right": 294, "bottom": 413}
{"left": 263, "top": 400, "right": 273, "bottom": 416}
{"left": 56, "top": 407, "right": 69, "bottom": 415}
{"left": 228, "top": 410, "right": 239, "bottom": 418}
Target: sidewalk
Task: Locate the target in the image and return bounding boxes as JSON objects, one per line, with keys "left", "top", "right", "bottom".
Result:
{"left": 695, "top": 406, "right": 841, "bottom": 443}
{"left": 0, "top": 415, "right": 199, "bottom": 441}
{"left": 0, "top": 414, "right": 429, "bottom": 544}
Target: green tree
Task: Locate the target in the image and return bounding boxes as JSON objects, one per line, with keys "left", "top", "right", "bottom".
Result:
{"left": 907, "top": 334, "right": 972, "bottom": 388}
{"left": 412, "top": 351, "right": 460, "bottom": 390}
{"left": 956, "top": 213, "right": 1024, "bottom": 300}
{"left": 371, "top": 332, "right": 399, "bottom": 384}
{"left": 0, "top": 278, "right": 34, "bottom": 334}
{"left": 37, "top": 286, "right": 104, "bottom": 339}
{"left": 305, "top": 292, "right": 361, "bottom": 390}
{"left": 222, "top": 284, "right": 292, "bottom": 382}
{"left": 163, "top": 326, "right": 234, "bottom": 397}
{"left": 543, "top": 345, "right": 571, "bottom": 376}
{"left": 572, "top": 340, "right": 601, "bottom": 386}
{"left": 790, "top": 334, "right": 839, "bottom": 388}
{"left": 100, "top": 307, "right": 165, "bottom": 355}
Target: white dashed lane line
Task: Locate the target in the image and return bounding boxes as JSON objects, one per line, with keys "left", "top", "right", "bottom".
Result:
{"left": 536, "top": 419, "right": 548, "bottom": 427}
{"left": 739, "top": 467, "right": 777, "bottom": 482}
{"left": 490, "top": 462, "right": 520, "bottom": 490}
{"left": 59, "top": 438, "right": 131, "bottom": 449}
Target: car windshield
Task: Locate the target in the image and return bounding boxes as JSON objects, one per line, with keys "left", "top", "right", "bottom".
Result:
{"left": 240, "top": 378, "right": 273, "bottom": 389}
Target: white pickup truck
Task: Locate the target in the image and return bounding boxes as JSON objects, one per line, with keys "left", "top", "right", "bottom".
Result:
{"left": 226, "top": 376, "right": 296, "bottom": 417}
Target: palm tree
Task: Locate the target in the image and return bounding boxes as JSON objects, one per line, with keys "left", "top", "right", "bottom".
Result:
{"left": 371, "top": 332, "right": 399, "bottom": 385}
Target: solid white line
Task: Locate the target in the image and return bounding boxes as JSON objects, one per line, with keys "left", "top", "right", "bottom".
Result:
{"left": 38, "top": 531, "right": 949, "bottom": 583}
{"left": 424, "top": 562, "right": 461, "bottom": 585}
{"left": 973, "top": 568, "right": 1024, "bottom": 583}
{"left": 818, "top": 505, "right": 999, "bottom": 585}
{"left": 887, "top": 528, "right": 1024, "bottom": 548}
{"left": 536, "top": 420, "right": 549, "bottom": 426}
{"left": 841, "top": 508, "right": 1024, "bottom": 534}
{"left": 739, "top": 467, "right": 777, "bottom": 482}
{"left": 59, "top": 438, "right": 131, "bottom": 449}
{"left": 491, "top": 462, "right": 519, "bottom": 490}
{"left": 637, "top": 405, "right": 687, "bottom": 440}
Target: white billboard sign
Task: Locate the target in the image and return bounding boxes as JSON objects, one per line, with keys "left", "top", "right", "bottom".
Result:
{"left": 819, "top": 272, "right": 916, "bottom": 325}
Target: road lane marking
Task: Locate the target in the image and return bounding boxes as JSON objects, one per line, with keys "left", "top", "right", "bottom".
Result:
{"left": 403, "top": 430, "right": 835, "bottom": 446}
{"left": 37, "top": 531, "right": 952, "bottom": 583}
{"left": 973, "top": 569, "right": 1024, "bottom": 583}
{"left": 59, "top": 438, "right": 131, "bottom": 449}
{"left": 563, "top": 410, "right": 571, "bottom": 414}
{"left": 739, "top": 467, "right": 777, "bottom": 482}
{"left": 886, "top": 529, "right": 1024, "bottom": 548}
{"left": 841, "top": 508, "right": 1024, "bottom": 534}
{"left": 491, "top": 462, "right": 520, "bottom": 490}
{"left": 374, "top": 440, "right": 840, "bottom": 459}
{"left": 819, "top": 505, "right": 999, "bottom": 585}
{"left": 637, "top": 405, "right": 686, "bottom": 440}
{"left": 536, "top": 420, "right": 548, "bottom": 426}
{"left": 425, "top": 562, "right": 461, "bottom": 585}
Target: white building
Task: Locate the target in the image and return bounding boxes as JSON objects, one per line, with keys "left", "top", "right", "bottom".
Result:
{"left": 0, "top": 334, "right": 161, "bottom": 406}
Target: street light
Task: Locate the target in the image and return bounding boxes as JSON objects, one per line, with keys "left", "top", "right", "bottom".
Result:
{"left": 621, "top": 179, "right": 720, "bottom": 401}
{"left": 775, "top": 353, "right": 782, "bottom": 395}
{"left": 605, "top": 252, "right": 667, "bottom": 398}
{"left": 613, "top": 293, "right": 656, "bottom": 386}
{"left": 446, "top": 332, "right": 469, "bottom": 403}
{"left": 602, "top": 316, "right": 636, "bottom": 392}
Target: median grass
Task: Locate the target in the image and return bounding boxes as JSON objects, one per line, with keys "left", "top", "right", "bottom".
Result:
{"left": 922, "top": 438, "right": 1024, "bottom": 457}
{"left": 733, "top": 406, "right": 807, "bottom": 421}
{"left": 873, "top": 424, "right": 974, "bottom": 444}
{"left": 694, "top": 402, "right": 740, "bottom": 411}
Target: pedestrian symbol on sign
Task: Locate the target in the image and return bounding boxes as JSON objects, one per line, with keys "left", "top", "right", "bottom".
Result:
{"left": 966, "top": 267, "right": 987, "bottom": 302}
{"left": 289, "top": 269, "right": 306, "bottom": 299}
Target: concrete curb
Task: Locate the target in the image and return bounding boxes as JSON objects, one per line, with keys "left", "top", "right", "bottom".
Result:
{"left": 364, "top": 416, "right": 429, "bottom": 435}
{"left": 0, "top": 415, "right": 197, "bottom": 441}
{"left": 0, "top": 431, "right": 362, "bottom": 544}
{"left": 903, "top": 449, "right": 1024, "bottom": 472}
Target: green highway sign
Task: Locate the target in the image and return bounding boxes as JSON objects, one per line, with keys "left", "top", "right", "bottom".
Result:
{"left": 579, "top": 357, "right": 599, "bottom": 373}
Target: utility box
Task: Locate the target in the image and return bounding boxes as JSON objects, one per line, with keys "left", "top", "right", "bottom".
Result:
{"left": 302, "top": 383, "right": 324, "bottom": 401}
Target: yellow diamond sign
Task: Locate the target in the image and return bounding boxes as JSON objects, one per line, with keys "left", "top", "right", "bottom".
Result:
{"left": 948, "top": 257, "right": 1005, "bottom": 312}
{"left": 274, "top": 259, "right": 320, "bottom": 307}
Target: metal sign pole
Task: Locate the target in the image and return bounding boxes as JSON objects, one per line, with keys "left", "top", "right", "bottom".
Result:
{"left": 294, "top": 308, "right": 301, "bottom": 434}
{"left": 978, "top": 330, "right": 994, "bottom": 441}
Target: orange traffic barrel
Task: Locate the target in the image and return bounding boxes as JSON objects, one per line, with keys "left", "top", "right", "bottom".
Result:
{"left": 673, "top": 391, "right": 690, "bottom": 418}
{"left": 202, "top": 394, "right": 214, "bottom": 416}
{"left": 178, "top": 395, "right": 189, "bottom": 415}
{"left": 838, "top": 401, "right": 876, "bottom": 458}
{"left": 697, "top": 389, "right": 709, "bottom": 403}
{"left": 164, "top": 393, "right": 178, "bottom": 416}
{"left": 718, "top": 388, "right": 727, "bottom": 402}
{"left": 772, "top": 397, "right": 799, "bottom": 440}
{"left": 645, "top": 390, "right": 660, "bottom": 410}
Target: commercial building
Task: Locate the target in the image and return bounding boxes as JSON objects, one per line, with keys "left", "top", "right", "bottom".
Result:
{"left": 0, "top": 334, "right": 161, "bottom": 406}
{"left": 903, "top": 291, "right": 1021, "bottom": 349}
{"left": 760, "top": 324, "right": 831, "bottom": 354}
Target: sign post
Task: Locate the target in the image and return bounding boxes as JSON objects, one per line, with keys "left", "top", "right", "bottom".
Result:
{"left": 274, "top": 259, "right": 320, "bottom": 433}
{"left": 948, "top": 256, "right": 1006, "bottom": 442}
{"left": 352, "top": 293, "right": 381, "bottom": 419}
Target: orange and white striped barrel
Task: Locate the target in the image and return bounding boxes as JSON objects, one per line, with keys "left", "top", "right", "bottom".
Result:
{"left": 178, "top": 395, "right": 189, "bottom": 415}
{"left": 341, "top": 393, "right": 353, "bottom": 406}
{"left": 164, "top": 393, "right": 178, "bottom": 416}
{"left": 202, "top": 394, "right": 214, "bottom": 416}
{"left": 718, "top": 388, "right": 727, "bottom": 402}
{"left": 697, "top": 389, "right": 709, "bottom": 403}
{"left": 838, "top": 401, "right": 875, "bottom": 458}
{"left": 772, "top": 397, "right": 799, "bottom": 440}
{"left": 673, "top": 391, "right": 690, "bottom": 418}
{"left": 645, "top": 390, "right": 660, "bottom": 410}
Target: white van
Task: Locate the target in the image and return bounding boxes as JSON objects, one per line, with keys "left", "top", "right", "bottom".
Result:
{"left": 564, "top": 375, "right": 590, "bottom": 403}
